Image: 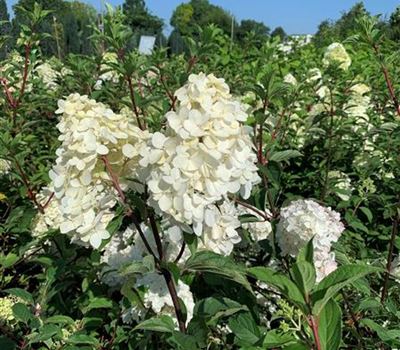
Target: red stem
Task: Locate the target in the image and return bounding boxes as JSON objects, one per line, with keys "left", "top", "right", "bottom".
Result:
{"left": 381, "top": 216, "right": 399, "bottom": 303}
{"left": 373, "top": 44, "right": 400, "bottom": 117}
{"left": 126, "top": 76, "right": 144, "bottom": 130}
{"left": 15, "top": 44, "right": 31, "bottom": 109}
{"left": 14, "top": 158, "right": 44, "bottom": 213}
{"left": 101, "top": 155, "right": 186, "bottom": 332}
{"left": 309, "top": 316, "right": 322, "bottom": 350}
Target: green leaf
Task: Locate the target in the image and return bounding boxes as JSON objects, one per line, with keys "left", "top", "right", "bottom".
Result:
{"left": 0, "top": 253, "right": 19, "bottom": 268}
{"left": 311, "top": 264, "right": 380, "bottom": 315}
{"left": 66, "top": 334, "right": 100, "bottom": 345}
{"left": 195, "top": 297, "right": 248, "bottom": 326}
{"left": 263, "top": 330, "right": 297, "bottom": 348}
{"left": 12, "top": 303, "right": 32, "bottom": 323}
{"left": 361, "top": 319, "right": 400, "bottom": 343}
{"left": 290, "top": 261, "right": 316, "bottom": 296}
{"left": 283, "top": 342, "right": 309, "bottom": 350}
{"left": 84, "top": 297, "right": 113, "bottom": 313}
{"left": 168, "top": 331, "right": 199, "bottom": 349}
{"left": 0, "top": 336, "right": 16, "bottom": 350}
{"left": 5, "top": 288, "right": 34, "bottom": 305}
{"left": 228, "top": 312, "right": 261, "bottom": 346}
{"left": 29, "top": 324, "right": 60, "bottom": 343}
{"left": 317, "top": 299, "right": 342, "bottom": 350}
{"left": 45, "top": 315, "right": 75, "bottom": 325}
{"left": 269, "top": 150, "right": 302, "bottom": 162}
{"left": 248, "top": 267, "right": 306, "bottom": 311}
{"left": 185, "top": 251, "right": 252, "bottom": 293}
{"left": 297, "top": 239, "right": 314, "bottom": 264}
{"left": 359, "top": 207, "right": 373, "bottom": 223}
{"left": 134, "top": 315, "right": 176, "bottom": 333}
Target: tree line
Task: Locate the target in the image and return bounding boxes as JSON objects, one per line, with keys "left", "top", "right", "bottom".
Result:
{"left": 0, "top": 0, "right": 399, "bottom": 60}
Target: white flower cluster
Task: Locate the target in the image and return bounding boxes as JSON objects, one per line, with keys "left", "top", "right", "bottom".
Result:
{"left": 0, "top": 296, "right": 21, "bottom": 322}
{"left": 35, "top": 62, "right": 60, "bottom": 90}
{"left": 31, "top": 186, "right": 62, "bottom": 237}
{"left": 328, "top": 171, "right": 353, "bottom": 201}
{"left": 276, "top": 199, "right": 345, "bottom": 281}
{"left": 200, "top": 200, "right": 242, "bottom": 256}
{"left": 0, "top": 158, "right": 11, "bottom": 175}
{"left": 322, "top": 43, "right": 351, "bottom": 71}
{"left": 239, "top": 206, "right": 272, "bottom": 241}
{"left": 143, "top": 73, "right": 260, "bottom": 237}
{"left": 100, "top": 224, "right": 194, "bottom": 325}
{"left": 283, "top": 73, "right": 297, "bottom": 86}
{"left": 94, "top": 52, "right": 121, "bottom": 90}
{"left": 0, "top": 51, "right": 32, "bottom": 93}
{"left": 49, "top": 94, "right": 149, "bottom": 248}
{"left": 344, "top": 83, "right": 371, "bottom": 124}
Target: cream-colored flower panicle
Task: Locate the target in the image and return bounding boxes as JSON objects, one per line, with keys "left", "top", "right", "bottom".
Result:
{"left": 100, "top": 224, "right": 194, "bottom": 325}
{"left": 143, "top": 73, "right": 260, "bottom": 236}
{"left": 322, "top": 43, "right": 351, "bottom": 70}
{"left": 276, "top": 199, "right": 345, "bottom": 281}
{"left": 50, "top": 94, "right": 149, "bottom": 248}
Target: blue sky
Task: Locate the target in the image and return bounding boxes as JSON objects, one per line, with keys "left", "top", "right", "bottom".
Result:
{"left": 6, "top": 0, "right": 400, "bottom": 35}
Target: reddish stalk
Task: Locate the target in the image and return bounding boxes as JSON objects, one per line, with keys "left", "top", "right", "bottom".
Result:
{"left": 162, "top": 268, "right": 187, "bottom": 332}
{"left": 126, "top": 76, "right": 144, "bottom": 130}
{"left": 372, "top": 45, "right": 400, "bottom": 117}
{"left": 381, "top": 216, "right": 399, "bottom": 303}
{"left": 159, "top": 73, "right": 177, "bottom": 110}
{"left": 14, "top": 158, "right": 44, "bottom": 213}
{"left": 309, "top": 316, "right": 322, "bottom": 350}
{"left": 15, "top": 45, "right": 31, "bottom": 108}
{"left": 174, "top": 242, "right": 186, "bottom": 264}
{"left": 101, "top": 155, "right": 187, "bottom": 332}
{"left": 0, "top": 78, "right": 17, "bottom": 108}
{"left": 233, "top": 197, "right": 272, "bottom": 221}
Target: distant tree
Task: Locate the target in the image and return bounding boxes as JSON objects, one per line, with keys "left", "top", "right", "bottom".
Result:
{"left": 389, "top": 6, "right": 400, "bottom": 41}
{"left": 313, "top": 2, "right": 370, "bottom": 47}
{"left": 236, "top": 19, "right": 270, "bottom": 44}
{"left": 171, "top": 0, "right": 235, "bottom": 36}
{"left": 63, "top": 1, "right": 97, "bottom": 55}
{"left": 0, "top": 0, "right": 11, "bottom": 59}
{"left": 170, "top": 3, "right": 194, "bottom": 35}
{"left": 121, "top": 0, "right": 164, "bottom": 49}
{"left": 122, "top": 0, "right": 163, "bottom": 48}
{"left": 271, "top": 26, "right": 287, "bottom": 40}
{"left": 313, "top": 20, "right": 336, "bottom": 47}
{"left": 335, "top": 2, "right": 368, "bottom": 38}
